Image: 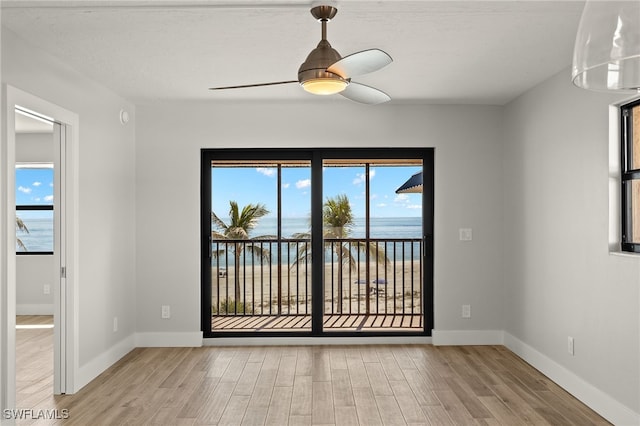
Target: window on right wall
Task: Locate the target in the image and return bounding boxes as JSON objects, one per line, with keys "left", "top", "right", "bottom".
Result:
{"left": 621, "top": 99, "right": 640, "bottom": 252}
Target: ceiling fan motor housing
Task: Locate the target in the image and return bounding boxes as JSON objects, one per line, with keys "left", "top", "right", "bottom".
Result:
{"left": 298, "top": 40, "right": 348, "bottom": 84}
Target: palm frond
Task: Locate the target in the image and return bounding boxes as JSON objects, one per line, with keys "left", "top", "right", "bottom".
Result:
{"left": 16, "top": 217, "right": 29, "bottom": 233}
{"left": 211, "top": 249, "right": 226, "bottom": 259}
{"left": 245, "top": 244, "right": 272, "bottom": 264}
{"left": 211, "top": 211, "right": 228, "bottom": 233}
{"left": 289, "top": 242, "right": 312, "bottom": 272}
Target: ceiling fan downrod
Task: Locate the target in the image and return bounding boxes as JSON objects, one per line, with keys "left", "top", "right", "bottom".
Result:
{"left": 310, "top": 5, "right": 337, "bottom": 40}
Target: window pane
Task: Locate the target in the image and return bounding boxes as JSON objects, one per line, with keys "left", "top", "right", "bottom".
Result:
{"left": 16, "top": 210, "right": 54, "bottom": 252}
{"left": 209, "top": 160, "right": 312, "bottom": 331}
{"left": 15, "top": 166, "right": 54, "bottom": 205}
{"left": 631, "top": 105, "right": 640, "bottom": 170}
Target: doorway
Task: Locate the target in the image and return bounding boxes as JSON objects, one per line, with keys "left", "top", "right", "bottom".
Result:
{"left": 201, "top": 148, "right": 434, "bottom": 337}
{"left": 15, "top": 108, "right": 57, "bottom": 407}
{"left": 1, "top": 86, "right": 78, "bottom": 413}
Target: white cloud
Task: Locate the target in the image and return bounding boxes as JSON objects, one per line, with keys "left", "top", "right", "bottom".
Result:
{"left": 296, "top": 179, "right": 311, "bottom": 189}
{"left": 352, "top": 169, "right": 376, "bottom": 185}
{"left": 32, "top": 181, "right": 42, "bottom": 187}
{"left": 256, "top": 167, "right": 276, "bottom": 177}
{"left": 394, "top": 194, "right": 409, "bottom": 203}
{"left": 18, "top": 186, "right": 31, "bottom": 194}
{"left": 377, "top": 203, "right": 387, "bottom": 208}
{"left": 282, "top": 182, "right": 290, "bottom": 189}
{"left": 406, "top": 204, "right": 421, "bottom": 209}
{"left": 44, "top": 195, "right": 54, "bottom": 202}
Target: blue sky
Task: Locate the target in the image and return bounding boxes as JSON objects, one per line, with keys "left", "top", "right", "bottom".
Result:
{"left": 15, "top": 167, "right": 54, "bottom": 219}
{"left": 212, "top": 165, "right": 423, "bottom": 218}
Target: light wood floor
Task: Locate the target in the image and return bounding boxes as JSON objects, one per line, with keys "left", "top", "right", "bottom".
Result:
{"left": 16, "top": 316, "right": 610, "bottom": 425}
{"left": 16, "top": 314, "right": 54, "bottom": 420}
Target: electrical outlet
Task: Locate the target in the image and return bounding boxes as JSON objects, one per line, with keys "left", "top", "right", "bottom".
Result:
{"left": 43, "top": 284, "right": 51, "bottom": 295}
{"left": 161, "top": 305, "right": 171, "bottom": 319}
{"left": 113, "top": 317, "right": 118, "bottom": 332}
{"left": 459, "top": 228, "right": 473, "bottom": 241}
{"left": 462, "top": 304, "right": 471, "bottom": 318}
{"left": 568, "top": 336, "right": 574, "bottom": 355}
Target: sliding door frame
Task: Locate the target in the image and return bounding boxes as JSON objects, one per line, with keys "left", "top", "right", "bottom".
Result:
{"left": 201, "top": 148, "right": 434, "bottom": 338}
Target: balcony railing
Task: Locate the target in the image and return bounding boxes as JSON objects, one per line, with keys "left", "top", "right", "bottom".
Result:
{"left": 210, "top": 237, "right": 422, "bottom": 330}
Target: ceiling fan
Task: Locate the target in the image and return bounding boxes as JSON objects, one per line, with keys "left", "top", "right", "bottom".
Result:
{"left": 209, "top": 5, "right": 393, "bottom": 105}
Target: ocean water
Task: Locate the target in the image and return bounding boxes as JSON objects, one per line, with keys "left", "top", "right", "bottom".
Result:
{"left": 250, "top": 216, "right": 422, "bottom": 239}
{"left": 16, "top": 218, "right": 54, "bottom": 252}
{"left": 212, "top": 216, "right": 423, "bottom": 266}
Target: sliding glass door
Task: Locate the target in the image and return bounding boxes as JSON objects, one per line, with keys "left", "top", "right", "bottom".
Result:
{"left": 321, "top": 159, "right": 424, "bottom": 332}
{"left": 201, "top": 148, "right": 433, "bottom": 337}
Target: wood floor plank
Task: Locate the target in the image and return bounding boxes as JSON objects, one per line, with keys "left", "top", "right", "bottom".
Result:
{"left": 433, "top": 388, "right": 478, "bottom": 426}
{"left": 312, "top": 348, "right": 332, "bottom": 382}
{"left": 265, "top": 386, "right": 292, "bottom": 426}
{"left": 488, "top": 383, "right": 551, "bottom": 425}
{"left": 401, "top": 368, "right": 441, "bottom": 406}
{"left": 329, "top": 347, "right": 348, "bottom": 370}
{"left": 249, "top": 368, "right": 277, "bottom": 408}
{"left": 346, "top": 349, "right": 371, "bottom": 389}
{"left": 375, "top": 395, "right": 406, "bottom": 426}
{"left": 241, "top": 405, "right": 269, "bottom": 426}
{"left": 233, "top": 361, "right": 262, "bottom": 396}
{"left": 389, "top": 380, "right": 427, "bottom": 424}
{"left": 444, "top": 377, "right": 493, "bottom": 420}
{"left": 334, "top": 406, "right": 359, "bottom": 426}
{"left": 352, "top": 387, "right": 383, "bottom": 426}
{"left": 218, "top": 394, "right": 250, "bottom": 425}
{"left": 290, "top": 375, "right": 313, "bottom": 417}
{"left": 196, "top": 380, "right": 236, "bottom": 424}
{"left": 365, "top": 362, "right": 393, "bottom": 396}
{"left": 331, "top": 369, "right": 355, "bottom": 408}
{"left": 421, "top": 404, "right": 455, "bottom": 426}
{"left": 275, "top": 354, "right": 297, "bottom": 387}
{"left": 478, "top": 395, "right": 526, "bottom": 426}
{"left": 312, "top": 381, "right": 335, "bottom": 424}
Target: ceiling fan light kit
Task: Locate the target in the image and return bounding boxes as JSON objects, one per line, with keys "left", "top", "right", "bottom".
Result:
{"left": 209, "top": 5, "right": 392, "bottom": 104}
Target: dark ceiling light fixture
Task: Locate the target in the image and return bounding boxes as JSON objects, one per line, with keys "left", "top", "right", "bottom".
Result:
{"left": 209, "top": 5, "right": 393, "bottom": 104}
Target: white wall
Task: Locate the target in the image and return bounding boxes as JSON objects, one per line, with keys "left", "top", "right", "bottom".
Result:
{"left": 503, "top": 68, "right": 640, "bottom": 419}
{"left": 16, "top": 132, "right": 54, "bottom": 314}
{"left": 135, "top": 101, "right": 505, "bottom": 339}
{"left": 2, "top": 28, "right": 137, "bottom": 386}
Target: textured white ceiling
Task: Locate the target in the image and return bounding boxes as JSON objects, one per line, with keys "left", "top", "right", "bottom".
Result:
{"left": 1, "top": 1, "right": 586, "bottom": 105}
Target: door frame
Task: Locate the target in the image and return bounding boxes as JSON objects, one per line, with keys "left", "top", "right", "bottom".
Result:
{"left": 1, "top": 85, "right": 79, "bottom": 412}
{"left": 201, "top": 147, "right": 434, "bottom": 338}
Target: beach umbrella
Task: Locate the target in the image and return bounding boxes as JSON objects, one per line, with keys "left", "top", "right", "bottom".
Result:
{"left": 395, "top": 171, "right": 423, "bottom": 193}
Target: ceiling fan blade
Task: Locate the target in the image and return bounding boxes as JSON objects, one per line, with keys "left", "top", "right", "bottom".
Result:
{"left": 340, "top": 82, "right": 391, "bottom": 105}
{"left": 209, "top": 81, "right": 297, "bottom": 90}
{"left": 327, "top": 49, "right": 392, "bottom": 79}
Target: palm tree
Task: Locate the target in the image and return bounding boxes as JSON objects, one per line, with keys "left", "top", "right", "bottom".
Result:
{"left": 292, "top": 194, "right": 388, "bottom": 313}
{"left": 16, "top": 216, "right": 29, "bottom": 251}
{"left": 211, "top": 201, "right": 274, "bottom": 304}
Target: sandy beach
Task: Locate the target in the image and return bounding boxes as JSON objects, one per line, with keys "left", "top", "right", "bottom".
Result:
{"left": 211, "top": 260, "right": 423, "bottom": 316}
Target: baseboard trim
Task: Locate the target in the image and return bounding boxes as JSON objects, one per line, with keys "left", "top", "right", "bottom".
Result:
{"left": 135, "top": 331, "right": 203, "bottom": 347}
{"left": 16, "top": 304, "right": 53, "bottom": 315}
{"left": 203, "top": 335, "right": 432, "bottom": 346}
{"left": 504, "top": 332, "right": 640, "bottom": 426}
{"left": 75, "top": 334, "right": 135, "bottom": 393}
{"left": 431, "top": 329, "right": 504, "bottom": 345}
